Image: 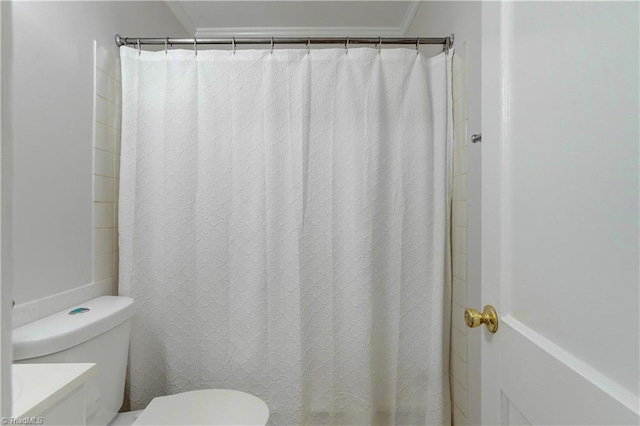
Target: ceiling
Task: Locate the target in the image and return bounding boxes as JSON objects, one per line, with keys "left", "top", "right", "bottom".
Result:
{"left": 165, "top": 1, "right": 421, "bottom": 37}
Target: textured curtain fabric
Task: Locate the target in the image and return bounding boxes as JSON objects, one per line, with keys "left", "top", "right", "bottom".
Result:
{"left": 119, "top": 46, "right": 452, "bottom": 425}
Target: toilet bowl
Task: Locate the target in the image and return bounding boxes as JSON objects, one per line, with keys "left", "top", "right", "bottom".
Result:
{"left": 13, "top": 296, "right": 269, "bottom": 426}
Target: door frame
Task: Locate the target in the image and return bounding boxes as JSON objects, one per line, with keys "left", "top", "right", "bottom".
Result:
{"left": 479, "top": 2, "right": 503, "bottom": 424}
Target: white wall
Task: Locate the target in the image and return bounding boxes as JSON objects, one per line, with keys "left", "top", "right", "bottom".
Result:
{"left": 0, "top": 3, "right": 12, "bottom": 418}
{"left": 2, "top": 2, "right": 189, "bottom": 304}
{"left": 406, "top": 2, "right": 481, "bottom": 425}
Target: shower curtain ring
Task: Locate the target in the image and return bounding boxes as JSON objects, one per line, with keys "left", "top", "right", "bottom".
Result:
{"left": 271, "top": 37, "right": 274, "bottom": 54}
{"left": 416, "top": 37, "right": 420, "bottom": 55}
{"left": 377, "top": 37, "right": 382, "bottom": 54}
{"left": 345, "top": 37, "right": 349, "bottom": 54}
{"left": 137, "top": 38, "right": 141, "bottom": 55}
{"left": 193, "top": 38, "right": 197, "bottom": 56}
{"left": 307, "top": 37, "right": 311, "bottom": 55}
{"left": 165, "top": 37, "right": 169, "bottom": 55}
{"left": 232, "top": 37, "right": 236, "bottom": 54}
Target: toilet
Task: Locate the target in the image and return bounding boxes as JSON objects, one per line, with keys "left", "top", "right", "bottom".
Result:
{"left": 13, "top": 296, "right": 269, "bottom": 426}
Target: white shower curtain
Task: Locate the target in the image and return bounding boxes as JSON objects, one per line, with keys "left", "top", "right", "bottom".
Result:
{"left": 119, "top": 46, "right": 452, "bottom": 425}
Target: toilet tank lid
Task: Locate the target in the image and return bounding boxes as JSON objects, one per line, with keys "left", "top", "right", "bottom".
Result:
{"left": 13, "top": 296, "right": 135, "bottom": 361}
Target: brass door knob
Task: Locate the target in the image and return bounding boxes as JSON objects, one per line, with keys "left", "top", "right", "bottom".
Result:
{"left": 464, "top": 305, "right": 498, "bottom": 333}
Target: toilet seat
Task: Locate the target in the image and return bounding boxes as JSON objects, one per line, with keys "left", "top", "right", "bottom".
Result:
{"left": 132, "top": 389, "right": 269, "bottom": 425}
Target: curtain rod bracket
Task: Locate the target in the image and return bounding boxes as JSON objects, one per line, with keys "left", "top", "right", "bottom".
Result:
{"left": 444, "top": 34, "right": 454, "bottom": 53}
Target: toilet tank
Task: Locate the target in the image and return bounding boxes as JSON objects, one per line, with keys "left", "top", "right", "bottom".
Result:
{"left": 13, "top": 296, "right": 135, "bottom": 426}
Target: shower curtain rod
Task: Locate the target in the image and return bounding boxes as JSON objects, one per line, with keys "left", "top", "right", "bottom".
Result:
{"left": 114, "top": 34, "right": 454, "bottom": 51}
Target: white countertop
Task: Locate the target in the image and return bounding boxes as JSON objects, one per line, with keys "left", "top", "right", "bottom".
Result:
{"left": 12, "top": 363, "right": 96, "bottom": 418}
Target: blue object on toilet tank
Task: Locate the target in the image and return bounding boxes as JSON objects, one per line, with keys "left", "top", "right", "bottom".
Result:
{"left": 68, "top": 307, "right": 90, "bottom": 315}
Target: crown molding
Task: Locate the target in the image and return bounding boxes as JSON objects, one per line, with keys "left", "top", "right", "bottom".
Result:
{"left": 165, "top": 1, "right": 423, "bottom": 39}
{"left": 164, "top": 1, "right": 196, "bottom": 36}
{"left": 400, "top": 1, "right": 422, "bottom": 36}
{"left": 195, "top": 26, "right": 404, "bottom": 38}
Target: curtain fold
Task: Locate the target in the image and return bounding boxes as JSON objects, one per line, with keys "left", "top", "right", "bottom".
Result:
{"left": 119, "top": 46, "right": 452, "bottom": 425}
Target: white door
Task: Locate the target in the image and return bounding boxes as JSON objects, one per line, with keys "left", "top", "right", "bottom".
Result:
{"left": 477, "top": 2, "right": 639, "bottom": 424}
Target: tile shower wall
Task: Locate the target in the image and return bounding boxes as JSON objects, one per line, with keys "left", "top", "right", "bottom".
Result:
{"left": 92, "top": 42, "right": 121, "bottom": 298}
{"left": 450, "top": 44, "right": 469, "bottom": 426}
{"left": 12, "top": 43, "right": 121, "bottom": 328}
